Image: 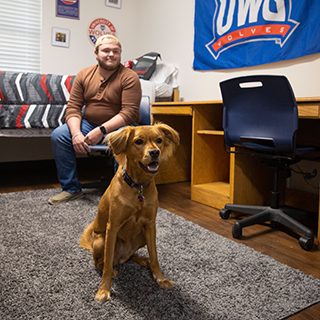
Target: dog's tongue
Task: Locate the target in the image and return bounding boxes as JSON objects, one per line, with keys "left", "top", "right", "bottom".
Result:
{"left": 147, "top": 162, "right": 159, "bottom": 172}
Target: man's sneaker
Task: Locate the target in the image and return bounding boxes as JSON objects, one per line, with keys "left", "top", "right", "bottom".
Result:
{"left": 48, "top": 191, "right": 83, "bottom": 205}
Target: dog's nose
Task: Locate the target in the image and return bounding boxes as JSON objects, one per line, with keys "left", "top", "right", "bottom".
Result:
{"left": 149, "top": 149, "right": 160, "bottom": 159}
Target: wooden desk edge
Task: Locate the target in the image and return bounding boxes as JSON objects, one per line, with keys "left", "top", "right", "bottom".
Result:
{"left": 152, "top": 98, "right": 320, "bottom": 106}
{"left": 296, "top": 97, "right": 320, "bottom": 103}
{"left": 151, "top": 100, "right": 223, "bottom": 106}
{"left": 152, "top": 98, "right": 320, "bottom": 119}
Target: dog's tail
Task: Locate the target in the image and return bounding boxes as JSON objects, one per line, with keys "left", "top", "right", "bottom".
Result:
{"left": 80, "top": 222, "right": 94, "bottom": 252}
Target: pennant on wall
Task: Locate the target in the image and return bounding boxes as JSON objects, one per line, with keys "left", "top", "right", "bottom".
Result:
{"left": 193, "top": 0, "right": 320, "bottom": 70}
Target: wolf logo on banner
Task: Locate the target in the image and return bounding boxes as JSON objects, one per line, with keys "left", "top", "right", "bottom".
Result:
{"left": 193, "top": 0, "right": 320, "bottom": 70}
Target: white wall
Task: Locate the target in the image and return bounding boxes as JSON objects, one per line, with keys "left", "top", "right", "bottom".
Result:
{"left": 42, "top": 0, "right": 320, "bottom": 101}
{"left": 41, "top": 0, "right": 141, "bottom": 75}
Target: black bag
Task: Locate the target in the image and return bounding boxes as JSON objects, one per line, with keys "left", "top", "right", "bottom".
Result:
{"left": 132, "top": 52, "right": 161, "bottom": 80}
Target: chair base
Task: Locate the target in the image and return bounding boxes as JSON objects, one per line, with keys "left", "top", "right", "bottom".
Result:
{"left": 220, "top": 204, "right": 315, "bottom": 251}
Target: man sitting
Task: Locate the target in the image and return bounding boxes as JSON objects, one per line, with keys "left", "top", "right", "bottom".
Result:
{"left": 48, "top": 35, "right": 141, "bottom": 205}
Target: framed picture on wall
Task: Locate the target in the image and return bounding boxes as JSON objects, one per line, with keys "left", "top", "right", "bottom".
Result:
{"left": 56, "top": 0, "right": 79, "bottom": 20}
{"left": 51, "top": 27, "right": 70, "bottom": 48}
{"left": 106, "top": 0, "right": 121, "bottom": 9}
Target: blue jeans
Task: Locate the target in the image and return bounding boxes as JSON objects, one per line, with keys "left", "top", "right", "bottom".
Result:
{"left": 51, "top": 119, "right": 100, "bottom": 193}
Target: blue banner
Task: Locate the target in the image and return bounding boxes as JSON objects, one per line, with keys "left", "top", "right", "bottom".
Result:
{"left": 193, "top": 0, "right": 320, "bottom": 70}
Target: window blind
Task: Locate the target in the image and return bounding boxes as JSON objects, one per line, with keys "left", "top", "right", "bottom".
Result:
{"left": 0, "top": 0, "right": 42, "bottom": 73}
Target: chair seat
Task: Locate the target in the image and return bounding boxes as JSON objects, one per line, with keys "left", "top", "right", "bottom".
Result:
{"left": 89, "top": 145, "right": 110, "bottom": 152}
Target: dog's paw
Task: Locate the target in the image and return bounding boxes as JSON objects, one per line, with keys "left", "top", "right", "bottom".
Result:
{"left": 94, "top": 260, "right": 104, "bottom": 270}
{"left": 95, "top": 290, "right": 111, "bottom": 303}
{"left": 112, "top": 269, "right": 117, "bottom": 278}
{"left": 130, "top": 255, "right": 150, "bottom": 267}
{"left": 156, "top": 277, "right": 174, "bottom": 288}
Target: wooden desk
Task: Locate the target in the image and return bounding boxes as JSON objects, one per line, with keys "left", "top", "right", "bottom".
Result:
{"left": 152, "top": 98, "right": 320, "bottom": 243}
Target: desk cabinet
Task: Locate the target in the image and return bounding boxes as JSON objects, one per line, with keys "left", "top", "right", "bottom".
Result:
{"left": 152, "top": 101, "right": 274, "bottom": 209}
{"left": 191, "top": 103, "right": 232, "bottom": 208}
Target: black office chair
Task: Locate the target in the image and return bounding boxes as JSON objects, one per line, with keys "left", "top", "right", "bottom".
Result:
{"left": 219, "top": 75, "right": 315, "bottom": 251}
{"left": 82, "top": 95, "right": 151, "bottom": 189}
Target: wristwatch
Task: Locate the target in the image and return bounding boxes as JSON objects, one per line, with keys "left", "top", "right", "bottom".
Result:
{"left": 99, "top": 125, "right": 107, "bottom": 134}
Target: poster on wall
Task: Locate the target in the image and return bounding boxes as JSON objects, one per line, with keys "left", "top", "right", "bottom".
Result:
{"left": 193, "top": 0, "right": 320, "bottom": 70}
{"left": 87, "top": 18, "right": 117, "bottom": 46}
{"left": 56, "top": 0, "right": 80, "bottom": 20}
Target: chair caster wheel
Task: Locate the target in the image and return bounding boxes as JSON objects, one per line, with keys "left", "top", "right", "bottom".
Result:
{"left": 299, "top": 236, "right": 313, "bottom": 251}
{"left": 232, "top": 224, "right": 242, "bottom": 239}
{"left": 220, "top": 209, "right": 231, "bottom": 220}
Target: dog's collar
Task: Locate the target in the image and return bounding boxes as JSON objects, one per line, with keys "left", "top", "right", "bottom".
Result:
{"left": 122, "top": 169, "right": 150, "bottom": 189}
{"left": 122, "top": 168, "right": 150, "bottom": 205}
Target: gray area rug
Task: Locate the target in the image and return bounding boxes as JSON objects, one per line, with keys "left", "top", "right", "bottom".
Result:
{"left": 1, "top": 189, "right": 320, "bottom": 320}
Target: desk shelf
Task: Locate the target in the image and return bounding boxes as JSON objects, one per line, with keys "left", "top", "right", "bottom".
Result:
{"left": 197, "top": 130, "right": 224, "bottom": 135}
{"left": 192, "top": 182, "right": 230, "bottom": 209}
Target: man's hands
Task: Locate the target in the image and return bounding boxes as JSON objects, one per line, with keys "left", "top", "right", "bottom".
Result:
{"left": 84, "top": 127, "right": 104, "bottom": 147}
{"left": 72, "top": 133, "right": 91, "bottom": 154}
{"left": 68, "top": 115, "right": 125, "bottom": 154}
{"left": 72, "top": 128, "right": 104, "bottom": 154}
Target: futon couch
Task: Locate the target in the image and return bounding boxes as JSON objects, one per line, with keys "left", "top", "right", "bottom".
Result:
{"left": 0, "top": 71, "right": 76, "bottom": 162}
{"left": 0, "top": 71, "right": 150, "bottom": 163}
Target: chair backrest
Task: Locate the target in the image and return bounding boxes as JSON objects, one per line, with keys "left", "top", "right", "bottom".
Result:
{"left": 139, "top": 95, "right": 151, "bottom": 125}
{"left": 220, "top": 75, "right": 298, "bottom": 153}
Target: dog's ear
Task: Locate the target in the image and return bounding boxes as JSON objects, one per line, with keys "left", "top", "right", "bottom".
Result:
{"left": 155, "top": 123, "right": 180, "bottom": 160}
{"left": 108, "top": 127, "right": 134, "bottom": 155}
{"left": 155, "top": 123, "right": 180, "bottom": 146}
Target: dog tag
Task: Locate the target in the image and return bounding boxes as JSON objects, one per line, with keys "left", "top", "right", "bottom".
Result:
{"left": 138, "top": 195, "right": 145, "bottom": 204}
{"left": 138, "top": 187, "right": 145, "bottom": 204}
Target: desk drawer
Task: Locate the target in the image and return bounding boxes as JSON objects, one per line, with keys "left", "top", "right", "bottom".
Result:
{"left": 151, "top": 106, "right": 193, "bottom": 116}
{"left": 298, "top": 103, "right": 320, "bottom": 119}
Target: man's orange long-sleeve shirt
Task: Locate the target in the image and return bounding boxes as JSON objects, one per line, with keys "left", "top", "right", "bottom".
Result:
{"left": 65, "top": 64, "right": 142, "bottom": 125}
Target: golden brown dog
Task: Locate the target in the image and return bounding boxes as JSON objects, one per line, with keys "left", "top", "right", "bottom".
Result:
{"left": 80, "top": 123, "right": 180, "bottom": 302}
